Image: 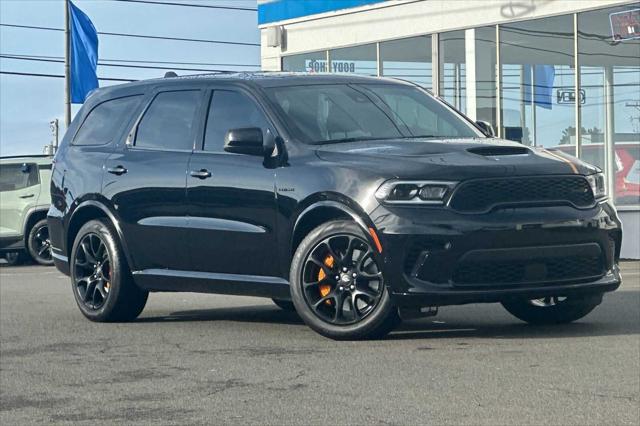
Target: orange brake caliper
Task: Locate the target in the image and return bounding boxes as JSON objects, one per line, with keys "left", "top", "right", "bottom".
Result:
{"left": 317, "top": 255, "right": 334, "bottom": 302}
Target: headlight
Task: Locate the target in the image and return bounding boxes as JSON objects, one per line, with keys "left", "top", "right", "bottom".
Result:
{"left": 586, "top": 172, "right": 607, "bottom": 201}
{"left": 375, "top": 180, "right": 457, "bottom": 204}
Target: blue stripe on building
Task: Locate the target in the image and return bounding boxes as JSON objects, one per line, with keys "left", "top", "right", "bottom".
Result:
{"left": 258, "top": 0, "right": 387, "bottom": 25}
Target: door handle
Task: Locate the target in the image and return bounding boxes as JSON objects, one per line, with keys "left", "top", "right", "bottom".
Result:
{"left": 190, "top": 169, "right": 212, "bottom": 179}
{"left": 107, "top": 166, "right": 127, "bottom": 176}
{"left": 19, "top": 194, "right": 35, "bottom": 199}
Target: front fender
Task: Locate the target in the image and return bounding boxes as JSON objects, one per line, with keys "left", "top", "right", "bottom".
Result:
{"left": 284, "top": 195, "right": 384, "bottom": 278}
{"left": 66, "top": 199, "right": 136, "bottom": 269}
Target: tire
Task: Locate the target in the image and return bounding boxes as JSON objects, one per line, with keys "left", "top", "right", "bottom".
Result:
{"left": 501, "top": 293, "right": 603, "bottom": 325}
{"left": 27, "top": 219, "right": 54, "bottom": 266}
{"left": 290, "top": 220, "right": 399, "bottom": 340}
{"left": 272, "top": 298, "right": 296, "bottom": 311}
{"left": 70, "top": 219, "right": 148, "bottom": 322}
{"left": 4, "top": 251, "right": 24, "bottom": 266}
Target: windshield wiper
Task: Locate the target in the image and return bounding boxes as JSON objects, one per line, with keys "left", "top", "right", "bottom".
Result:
{"left": 401, "top": 134, "right": 437, "bottom": 139}
{"left": 319, "top": 136, "right": 395, "bottom": 145}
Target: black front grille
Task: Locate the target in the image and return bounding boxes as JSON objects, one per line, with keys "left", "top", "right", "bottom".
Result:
{"left": 452, "top": 255, "right": 604, "bottom": 286}
{"left": 449, "top": 176, "right": 595, "bottom": 213}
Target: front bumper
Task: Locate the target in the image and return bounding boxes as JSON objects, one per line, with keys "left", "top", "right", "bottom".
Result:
{"left": 371, "top": 201, "right": 622, "bottom": 307}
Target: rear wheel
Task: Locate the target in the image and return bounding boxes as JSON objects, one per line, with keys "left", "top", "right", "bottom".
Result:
{"left": 27, "top": 219, "right": 53, "bottom": 266}
{"left": 290, "top": 220, "right": 399, "bottom": 340}
{"left": 71, "top": 219, "right": 148, "bottom": 322}
{"left": 4, "top": 252, "right": 24, "bottom": 266}
{"left": 501, "top": 294, "right": 602, "bottom": 325}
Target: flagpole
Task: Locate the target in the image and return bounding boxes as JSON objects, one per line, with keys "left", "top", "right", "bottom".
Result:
{"left": 64, "top": 0, "right": 71, "bottom": 127}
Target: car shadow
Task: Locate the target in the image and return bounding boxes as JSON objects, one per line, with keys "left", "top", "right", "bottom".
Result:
{"left": 137, "top": 305, "right": 305, "bottom": 326}
{"left": 391, "top": 289, "right": 640, "bottom": 340}
{"left": 136, "top": 289, "right": 639, "bottom": 340}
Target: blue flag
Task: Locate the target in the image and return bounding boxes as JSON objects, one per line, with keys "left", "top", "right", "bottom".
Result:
{"left": 523, "top": 64, "right": 555, "bottom": 110}
{"left": 69, "top": 1, "right": 98, "bottom": 103}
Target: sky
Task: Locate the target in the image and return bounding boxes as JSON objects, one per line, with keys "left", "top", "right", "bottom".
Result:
{"left": 0, "top": 0, "right": 260, "bottom": 156}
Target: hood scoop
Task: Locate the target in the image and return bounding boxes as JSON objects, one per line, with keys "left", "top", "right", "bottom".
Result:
{"left": 467, "top": 146, "right": 530, "bottom": 157}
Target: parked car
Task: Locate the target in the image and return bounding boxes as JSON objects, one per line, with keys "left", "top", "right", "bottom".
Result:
{"left": 0, "top": 155, "right": 54, "bottom": 265}
{"left": 48, "top": 73, "right": 622, "bottom": 339}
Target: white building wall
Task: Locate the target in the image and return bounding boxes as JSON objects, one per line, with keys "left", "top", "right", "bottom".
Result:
{"left": 260, "top": 0, "right": 631, "bottom": 71}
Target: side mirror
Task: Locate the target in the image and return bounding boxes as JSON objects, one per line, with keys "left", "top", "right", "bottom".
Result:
{"left": 224, "top": 128, "right": 264, "bottom": 156}
{"left": 476, "top": 120, "right": 496, "bottom": 138}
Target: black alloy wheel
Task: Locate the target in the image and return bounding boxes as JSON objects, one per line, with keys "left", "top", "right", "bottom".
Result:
{"left": 74, "top": 233, "right": 112, "bottom": 310}
{"left": 302, "top": 234, "right": 384, "bottom": 325}
{"left": 4, "top": 252, "right": 23, "bottom": 266}
{"left": 70, "top": 219, "right": 148, "bottom": 322}
{"left": 290, "top": 220, "right": 399, "bottom": 340}
{"left": 28, "top": 219, "right": 53, "bottom": 265}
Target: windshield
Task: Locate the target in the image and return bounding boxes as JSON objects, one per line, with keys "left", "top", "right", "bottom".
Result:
{"left": 265, "top": 83, "right": 480, "bottom": 144}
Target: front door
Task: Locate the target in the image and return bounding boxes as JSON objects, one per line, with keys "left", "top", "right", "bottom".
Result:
{"left": 186, "top": 88, "right": 279, "bottom": 278}
{"left": 103, "top": 88, "right": 204, "bottom": 271}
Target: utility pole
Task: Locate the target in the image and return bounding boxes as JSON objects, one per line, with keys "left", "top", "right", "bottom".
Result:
{"left": 64, "top": 0, "right": 71, "bottom": 128}
{"left": 45, "top": 119, "right": 59, "bottom": 156}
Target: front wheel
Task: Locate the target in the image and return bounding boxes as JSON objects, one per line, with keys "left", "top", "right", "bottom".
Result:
{"left": 501, "top": 294, "right": 603, "bottom": 325}
{"left": 290, "top": 220, "right": 399, "bottom": 340}
{"left": 71, "top": 219, "right": 148, "bottom": 322}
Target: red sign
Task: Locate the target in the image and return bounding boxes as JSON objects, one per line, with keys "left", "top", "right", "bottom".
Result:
{"left": 610, "top": 8, "right": 640, "bottom": 41}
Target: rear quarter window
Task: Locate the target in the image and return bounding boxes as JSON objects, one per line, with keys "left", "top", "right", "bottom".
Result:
{"left": 73, "top": 95, "right": 143, "bottom": 146}
{"left": 0, "top": 163, "right": 39, "bottom": 192}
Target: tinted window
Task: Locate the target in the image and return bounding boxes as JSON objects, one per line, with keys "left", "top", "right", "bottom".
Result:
{"left": 0, "top": 163, "right": 39, "bottom": 192}
{"left": 203, "top": 90, "right": 271, "bottom": 152}
{"left": 74, "top": 95, "right": 142, "bottom": 145}
{"left": 265, "top": 84, "right": 478, "bottom": 144}
{"left": 135, "top": 90, "right": 200, "bottom": 150}
{"left": 363, "top": 85, "right": 476, "bottom": 138}
{"left": 265, "top": 85, "right": 402, "bottom": 144}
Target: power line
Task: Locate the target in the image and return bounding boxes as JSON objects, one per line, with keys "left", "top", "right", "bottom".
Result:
{"left": 0, "top": 23, "right": 260, "bottom": 47}
{"left": 0, "top": 52, "right": 260, "bottom": 67}
{"left": 112, "top": 0, "right": 256, "bottom": 11}
{"left": 1, "top": 53, "right": 259, "bottom": 68}
{"left": 0, "top": 54, "right": 252, "bottom": 73}
{"left": 0, "top": 70, "right": 134, "bottom": 82}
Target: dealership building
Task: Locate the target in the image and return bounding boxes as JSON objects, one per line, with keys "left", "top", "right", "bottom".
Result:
{"left": 258, "top": 0, "right": 640, "bottom": 258}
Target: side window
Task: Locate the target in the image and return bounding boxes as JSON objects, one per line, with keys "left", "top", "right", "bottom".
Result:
{"left": 203, "top": 90, "right": 271, "bottom": 152}
{"left": 0, "top": 163, "right": 39, "bottom": 192}
{"left": 73, "top": 95, "right": 142, "bottom": 146}
{"left": 135, "top": 90, "right": 200, "bottom": 151}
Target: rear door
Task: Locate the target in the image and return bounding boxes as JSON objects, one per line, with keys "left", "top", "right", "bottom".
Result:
{"left": 186, "top": 87, "right": 279, "bottom": 277}
{"left": 103, "top": 87, "right": 205, "bottom": 271}
{"left": 0, "top": 162, "right": 40, "bottom": 238}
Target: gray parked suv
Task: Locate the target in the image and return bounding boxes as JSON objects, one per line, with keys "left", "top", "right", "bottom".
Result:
{"left": 0, "top": 155, "right": 54, "bottom": 265}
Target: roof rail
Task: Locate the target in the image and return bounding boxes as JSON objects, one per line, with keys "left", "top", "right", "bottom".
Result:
{"left": 1, "top": 154, "right": 52, "bottom": 160}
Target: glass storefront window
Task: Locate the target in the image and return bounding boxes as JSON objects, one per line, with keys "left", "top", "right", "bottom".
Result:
{"left": 329, "top": 44, "right": 377, "bottom": 75}
{"left": 439, "top": 30, "right": 466, "bottom": 114}
{"left": 380, "top": 36, "right": 431, "bottom": 89}
{"left": 500, "top": 15, "right": 575, "bottom": 147}
{"left": 579, "top": 6, "right": 640, "bottom": 206}
{"left": 282, "top": 51, "right": 327, "bottom": 73}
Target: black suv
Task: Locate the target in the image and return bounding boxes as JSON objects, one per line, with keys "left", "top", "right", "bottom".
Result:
{"left": 48, "top": 73, "right": 622, "bottom": 340}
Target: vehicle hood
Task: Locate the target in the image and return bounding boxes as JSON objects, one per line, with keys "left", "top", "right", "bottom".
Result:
{"left": 313, "top": 138, "right": 599, "bottom": 180}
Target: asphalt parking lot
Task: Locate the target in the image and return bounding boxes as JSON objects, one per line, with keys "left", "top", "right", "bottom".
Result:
{"left": 1, "top": 262, "right": 639, "bottom": 425}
